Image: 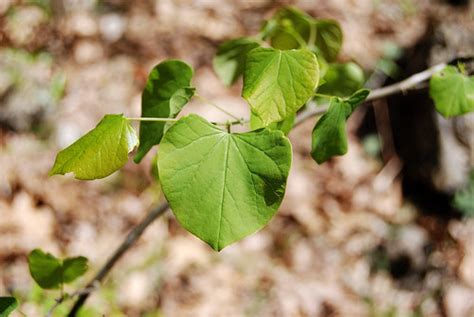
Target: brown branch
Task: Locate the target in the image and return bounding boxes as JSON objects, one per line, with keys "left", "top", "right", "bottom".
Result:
{"left": 67, "top": 202, "right": 169, "bottom": 317}
{"left": 294, "top": 62, "right": 448, "bottom": 127}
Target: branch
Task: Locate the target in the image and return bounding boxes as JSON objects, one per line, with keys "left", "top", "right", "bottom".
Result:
{"left": 67, "top": 202, "right": 169, "bottom": 317}
{"left": 294, "top": 62, "right": 448, "bottom": 127}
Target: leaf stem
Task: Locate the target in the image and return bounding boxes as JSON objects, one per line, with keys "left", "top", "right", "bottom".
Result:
{"left": 127, "top": 117, "right": 178, "bottom": 122}
{"left": 313, "top": 93, "right": 333, "bottom": 99}
{"left": 194, "top": 94, "right": 242, "bottom": 122}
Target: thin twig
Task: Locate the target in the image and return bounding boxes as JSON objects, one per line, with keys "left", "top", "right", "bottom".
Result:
{"left": 67, "top": 202, "right": 169, "bottom": 317}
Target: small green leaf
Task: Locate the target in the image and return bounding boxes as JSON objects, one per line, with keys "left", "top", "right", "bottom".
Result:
{"left": 50, "top": 114, "right": 138, "bottom": 180}
{"left": 317, "top": 62, "right": 365, "bottom": 98}
{"left": 250, "top": 111, "right": 295, "bottom": 135}
{"left": 429, "top": 65, "right": 474, "bottom": 118}
{"left": 346, "top": 89, "right": 370, "bottom": 110}
{"left": 0, "top": 297, "right": 18, "bottom": 317}
{"left": 28, "top": 250, "right": 89, "bottom": 290}
{"left": 62, "top": 256, "right": 88, "bottom": 284}
{"left": 158, "top": 115, "right": 292, "bottom": 251}
{"left": 262, "top": 7, "right": 313, "bottom": 50}
{"left": 213, "top": 38, "right": 260, "bottom": 86}
{"left": 311, "top": 90, "right": 368, "bottom": 164}
{"left": 243, "top": 47, "right": 319, "bottom": 125}
{"left": 134, "top": 60, "right": 195, "bottom": 163}
{"left": 28, "top": 249, "right": 63, "bottom": 289}
{"left": 453, "top": 171, "right": 474, "bottom": 217}
{"left": 314, "top": 19, "right": 343, "bottom": 62}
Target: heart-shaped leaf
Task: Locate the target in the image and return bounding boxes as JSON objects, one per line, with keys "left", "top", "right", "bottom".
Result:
{"left": 50, "top": 114, "right": 138, "bottom": 180}
{"left": 158, "top": 115, "right": 292, "bottom": 250}
{"left": 28, "top": 249, "right": 89, "bottom": 290}
{"left": 213, "top": 38, "right": 260, "bottom": 86}
{"left": 134, "top": 60, "right": 195, "bottom": 163}
{"left": 429, "top": 65, "right": 474, "bottom": 118}
{"left": 311, "top": 89, "right": 369, "bottom": 164}
{"left": 243, "top": 47, "right": 319, "bottom": 125}
{"left": 0, "top": 297, "right": 18, "bottom": 317}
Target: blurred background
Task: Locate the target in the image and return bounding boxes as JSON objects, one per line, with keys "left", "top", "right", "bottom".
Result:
{"left": 0, "top": 0, "right": 473, "bottom": 316}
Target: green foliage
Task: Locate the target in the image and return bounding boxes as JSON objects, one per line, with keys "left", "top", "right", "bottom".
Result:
{"left": 213, "top": 38, "right": 260, "bottom": 86}
{"left": 50, "top": 114, "right": 138, "bottom": 180}
{"left": 0, "top": 297, "right": 18, "bottom": 317}
{"left": 242, "top": 47, "right": 319, "bottom": 125}
{"left": 429, "top": 65, "right": 474, "bottom": 118}
{"left": 135, "top": 60, "right": 195, "bottom": 163}
{"left": 28, "top": 249, "right": 88, "bottom": 290}
{"left": 313, "top": 19, "right": 343, "bottom": 62}
{"left": 250, "top": 111, "right": 295, "bottom": 135}
{"left": 317, "top": 62, "right": 365, "bottom": 98}
{"left": 453, "top": 171, "right": 474, "bottom": 217}
{"left": 261, "top": 7, "right": 343, "bottom": 61}
{"left": 158, "top": 115, "right": 291, "bottom": 250}
{"left": 311, "top": 89, "right": 369, "bottom": 164}
{"left": 49, "top": 5, "right": 474, "bottom": 252}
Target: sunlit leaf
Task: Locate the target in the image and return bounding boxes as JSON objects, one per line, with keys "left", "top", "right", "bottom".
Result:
{"left": 243, "top": 47, "right": 319, "bottom": 125}
{"left": 158, "top": 115, "right": 292, "bottom": 250}
{"left": 50, "top": 114, "right": 138, "bottom": 180}
{"left": 429, "top": 65, "right": 474, "bottom": 118}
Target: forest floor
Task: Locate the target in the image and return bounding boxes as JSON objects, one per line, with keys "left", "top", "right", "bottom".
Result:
{"left": 0, "top": 0, "right": 473, "bottom": 316}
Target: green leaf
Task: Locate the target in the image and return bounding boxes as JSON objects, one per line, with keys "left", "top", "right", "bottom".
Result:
{"left": 314, "top": 19, "right": 343, "bottom": 62}
{"left": 213, "top": 38, "right": 260, "bottom": 86}
{"left": 134, "top": 60, "right": 195, "bottom": 163}
{"left": 28, "top": 249, "right": 63, "bottom": 289}
{"left": 0, "top": 297, "right": 18, "bottom": 317}
{"left": 453, "top": 171, "right": 474, "bottom": 217}
{"left": 158, "top": 115, "right": 292, "bottom": 251}
{"left": 317, "top": 62, "right": 365, "bottom": 98}
{"left": 311, "top": 90, "right": 368, "bottom": 164}
{"left": 250, "top": 111, "right": 295, "bottom": 135}
{"left": 429, "top": 65, "right": 474, "bottom": 118}
{"left": 262, "top": 7, "right": 313, "bottom": 50}
{"left": 50, "top": 114, "right": 138, "bottom": 180}
{"left": 243, "top": 47, "right": 319, "bottom": 125}
{"left": 62, "top": 256, "right": 88, "bottom": 284}
{"left": 28, "top": 250, "right": 89, "bottom": 290}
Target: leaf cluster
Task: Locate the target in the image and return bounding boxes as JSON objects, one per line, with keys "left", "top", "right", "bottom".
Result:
{"left": 48, "top": 6, "right": 473, "bottom": 251}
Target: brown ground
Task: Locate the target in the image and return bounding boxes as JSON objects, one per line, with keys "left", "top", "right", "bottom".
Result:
{"left": 0, "top": 0, "right": 473, "bottom": 316}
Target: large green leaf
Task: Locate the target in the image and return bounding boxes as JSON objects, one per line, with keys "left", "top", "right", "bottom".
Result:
{"left": 311, "top": 89, "right": 369, "bottom": 164}
{"left": 314, "top": 20, "right": 343, "bottom": 62}
{"left": 158, "top": 115, "right": 292, "bottom": 251}
{"left": 213, "top": 38, "right": 260, "bottom": 86}
{"left": 243, "top": 47, "right": 319, "bottom": 125}
{"left": 62, "top": 256, "right": 88, "bottom": 284}
{"left": 134, "top": 60, "right": 195, "bottom": 163}
{"left": 0, "top": 297, "right": 18, "bottom": 317}
{"left": 429, "top": 65, "right": 474, "bottom": 118}
{"left": 28, "top": 249, "right": 89, "bottom": 290}
{"left": 50, "top": 114, "right": 138, "bottom": 180}
{"left": 28, "top": 249, "right": 63, "bottom": 289}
